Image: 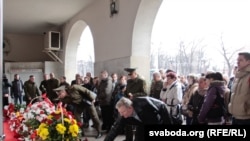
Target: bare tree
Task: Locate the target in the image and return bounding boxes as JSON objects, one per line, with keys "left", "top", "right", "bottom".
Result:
{"left": 177, "top": 38, "right": 207, "bottom": 75}
{"left": 219, "top": 33, "right": 245, "bottom": 76}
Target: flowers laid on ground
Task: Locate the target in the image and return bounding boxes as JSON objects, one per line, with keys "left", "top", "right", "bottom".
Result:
{"left": 7, "top": 94, "right": 82, "bottom": 141}
{"left": 8, "top": 94, "right": 56, "bottom": 140}
{"left": 4, "top": 103, "right": 26, "bottom": 119}
{"left": 37, "top": 103, "right": 81, "bottom": 141}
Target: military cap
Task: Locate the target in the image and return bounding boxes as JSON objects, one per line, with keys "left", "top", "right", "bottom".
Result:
{"left": 53, "top": 85, "right": 67, "bottom": 92}
{"left": 124, "top": 67, "right": 137, "bottom": 75}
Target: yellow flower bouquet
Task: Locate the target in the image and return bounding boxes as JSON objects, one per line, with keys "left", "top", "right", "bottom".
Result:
{"left": 37, "top": 105, "right": 81, "bottom": 141}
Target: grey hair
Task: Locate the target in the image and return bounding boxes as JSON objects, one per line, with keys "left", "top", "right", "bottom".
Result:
{"left": 153, "top": 71, "right": 161, "bottom": 77}
{"left": 115, "top": 97, "right": 133, "bottom": 109}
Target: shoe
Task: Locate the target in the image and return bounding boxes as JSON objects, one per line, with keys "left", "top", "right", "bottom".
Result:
{"left": 81, "top": 130, "right": 85, "bottom": 136}
{"left": 95, "top": 132, "right": 102, "bottom": 138}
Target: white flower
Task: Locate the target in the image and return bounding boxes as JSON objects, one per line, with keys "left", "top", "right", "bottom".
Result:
{"left": 22, "top": 124, "right": 28, "bottom": 132}
{"left": 4, "top": 105, "right": 8, "bottom": 110}
{"left": 20, "top": 108, "right": 25, "bottom": 113}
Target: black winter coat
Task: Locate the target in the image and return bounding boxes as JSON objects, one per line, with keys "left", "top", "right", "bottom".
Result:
{"left": 104, "top": 96, "right": 173, "bottom": 141}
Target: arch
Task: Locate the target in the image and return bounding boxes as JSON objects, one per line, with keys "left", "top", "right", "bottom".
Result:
{"left": 131, "top": 0, "right": 163, "bottom": 82}
{"left": 64, "top": 20, "right": 87, "bottom": 81}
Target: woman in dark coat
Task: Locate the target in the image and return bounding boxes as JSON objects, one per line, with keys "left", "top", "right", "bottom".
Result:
{"left": 198, "top": 72, "right": 226, "bottom": 125}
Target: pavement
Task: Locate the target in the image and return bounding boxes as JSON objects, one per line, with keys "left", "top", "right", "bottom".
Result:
{"left": 81, "top": 122, "right": 125, "bottom": 141}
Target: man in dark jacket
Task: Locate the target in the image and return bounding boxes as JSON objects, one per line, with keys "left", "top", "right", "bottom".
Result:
{"left": 97, "top": 70, "right": 114, "bottom": 131}
{"left": 39, "top": 73, "right": 49, "bottom": 94}
{"left": 46, "top": 72, "right": 60, "bottom": 103}
{"left": 104, "top": 97, "right": 173, "bottom": 141}
{"left": 23, "top": 75, "right": 40, "bottom": 105}
{"left": 54, "top": 84, "right": 102, "bottom": 138}
{"left": 11, "top": 74, "right": 24, "bottom": 105}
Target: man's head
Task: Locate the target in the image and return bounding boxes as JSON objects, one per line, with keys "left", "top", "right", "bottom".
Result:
{"left": 29, "top": 75, "right": 35, "bottom": 82}
{"left": 152, "top": 71, "right": 162, "bottom": 81}
{"left": 237, "top": 52, "right": 250, "bottom": 71}
{"left": 50, "top": 72, "right": 55, "bottom": 79}
{"left": 111, "top": 73, "right": 118, "bottom": 82}
{"left": 119, "top": 75, "right": 127, "bottom": 85}
{"left": 14, "top": 74, "right": 20, "bottom": 80}
{"left": 86, "top": 72, "right": 92, "bottom": 78}
{"left": 124, "top": 67, "right": 137, "bottom": 79}
{"left": 60, "top": 76, "right": 67, "bottom": 83}
{"left": 75, "top": 73, "right": 81, "bottom": 80}
{"left": 44, "top": 74, "right": 49, "bottom": 80}
{"left": 187, "top": 74, "right": 199, "bottom": 85}
{"left": 116, "top": 97, "right": 134, "bottom": 118}
{"left": 198, "top": 76, "right": 207, "bottom": 90}
{"left": 100, "top": 70, "right": 109, "bottom": 80}
{"left": 54, "top": 85, "right": 68, "bottom": 99}
{"left": 83, "top": 76, "right": 90, "bottom": 84}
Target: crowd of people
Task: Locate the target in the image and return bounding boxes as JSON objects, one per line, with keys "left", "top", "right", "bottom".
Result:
{"left": 2, "top": 51, "right": 250, "bottom": 141}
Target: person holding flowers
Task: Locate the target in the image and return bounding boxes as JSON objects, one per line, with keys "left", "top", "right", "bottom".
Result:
{"left": 53, "top": 84, "right": 102, "bottom": 138}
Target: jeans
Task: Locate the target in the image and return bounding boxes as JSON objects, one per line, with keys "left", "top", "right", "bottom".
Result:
{"left": 14, "top": 95, "right": 23, "bottom": 105}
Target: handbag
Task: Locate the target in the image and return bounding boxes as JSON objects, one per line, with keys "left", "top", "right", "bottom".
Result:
{"left": 170, "top": 99, "right": 183, "bottom": 125}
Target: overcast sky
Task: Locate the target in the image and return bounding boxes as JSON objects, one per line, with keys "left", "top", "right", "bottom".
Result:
{"left": 152, "top": 0, "right": 250, "bottom": 67}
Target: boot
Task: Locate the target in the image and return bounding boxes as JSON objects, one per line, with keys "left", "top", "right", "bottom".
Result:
{"left": 95, "top": 131, "right": 102, "bottom": 138}
{"left": 81, "top": 130, "right": 85, "bottom": 137}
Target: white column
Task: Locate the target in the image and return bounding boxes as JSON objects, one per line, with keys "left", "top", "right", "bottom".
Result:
{"left": 0, "top": 0, "right": 5, "bottom": 140}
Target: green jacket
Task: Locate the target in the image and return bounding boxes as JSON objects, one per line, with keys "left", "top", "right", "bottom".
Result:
{"left": 24, "top": 80, "right": 39, "bottom": 99}
{"left": 61, "top": 84, "right": 96, "bottom": 105}
{"left": 125, "top": 76, "right": 147, "bottom": 98}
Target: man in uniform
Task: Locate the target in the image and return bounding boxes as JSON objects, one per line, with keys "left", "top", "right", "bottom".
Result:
{"left": 123, "top": 67, "right": 147, "bottom": 141}
{"left": 124, "top": 68, "right": 147, "bottom": 99}
{"left": 53, "top": 85, "right": 102, "bottom": 138}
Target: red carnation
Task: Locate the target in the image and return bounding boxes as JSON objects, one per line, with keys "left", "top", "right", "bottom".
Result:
{"left": 47, "top": 119, "right": 53, "bottom": 125}
{"left": 37, "top": 104, "right": 42, "bottom": 108}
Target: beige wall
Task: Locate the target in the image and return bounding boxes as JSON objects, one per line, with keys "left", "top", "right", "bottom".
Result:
{"left": 63, "top": 0, "right": 142, "bottom": 81}
{"left": 3, "top": 34, "right": 52, "bottom": 62}
{"left": 3, "top": 0, "right": 163, "bottom": 86}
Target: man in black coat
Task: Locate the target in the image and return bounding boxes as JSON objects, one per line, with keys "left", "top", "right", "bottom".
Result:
{"left": 104, "top": 96, "right": 173, "bottom": 141}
